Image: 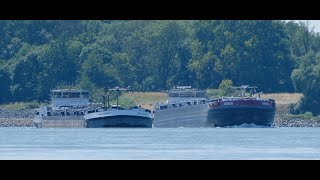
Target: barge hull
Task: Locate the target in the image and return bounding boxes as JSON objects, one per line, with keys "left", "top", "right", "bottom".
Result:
{"left": 154, "top": 104, "right": 208, "bottom": 128}
{"left": 207, "top": 106, "right": 275, "bottom": 127}
{"left": 86, "top": 115, "right": 152, "bottom": 128}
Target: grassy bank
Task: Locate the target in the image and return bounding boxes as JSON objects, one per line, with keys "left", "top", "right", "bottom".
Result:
{"left": 260, "top": 93, "right": 303, "bottom": 115}
{"left": 0, "top": 101, "right": 42, "bottom": 110}
{"left": 121, "top": 92, "right": 167, "bottom": 110}
{"left": 260, "top": 93, "right": 303, "bottom": 105}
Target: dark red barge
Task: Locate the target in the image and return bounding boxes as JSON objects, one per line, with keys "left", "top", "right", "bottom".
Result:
{"left": 206, "top": 86, "right": 276, "bottom": 127}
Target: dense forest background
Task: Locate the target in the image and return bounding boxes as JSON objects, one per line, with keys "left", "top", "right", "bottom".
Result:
{"left": 0, "top": 20, "right": 320, "bottom": 114}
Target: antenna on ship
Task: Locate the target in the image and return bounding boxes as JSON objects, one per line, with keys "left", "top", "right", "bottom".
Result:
{"left": 109, "top": 86, "right": 129, "bottom": 108}
{"left": 102, "top": 87, "right": 110, "bottom": 109}
{"left": 232, "top": 85, "right": 258, "bottom": 98}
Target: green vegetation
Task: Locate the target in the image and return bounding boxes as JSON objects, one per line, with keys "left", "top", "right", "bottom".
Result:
{"left": 0, "top": 20, "right": 320, "bottom": 115}
{"left": 0, "top": 101, "right": 41, "bottom": 110}
{"left": 207, "top": 80, "right": 236, "bottom": 98}
{"left": 121, "top": 92, "right": 167, "bottom": 110}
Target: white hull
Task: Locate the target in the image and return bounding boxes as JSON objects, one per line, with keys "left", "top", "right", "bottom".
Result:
{"left": 154, "top": 104, "right": 208, "bottom": 128}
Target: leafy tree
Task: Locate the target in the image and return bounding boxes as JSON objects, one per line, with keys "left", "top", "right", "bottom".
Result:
{"left": 218, "top": 79, "right": 235, "bottom": 97}
{"left": 79, "top": 46, "right": 119, "bottom": 89}
{"left": 0, "top": 20, "right": 319, "bottom": 110}
{"left": 291, "top": 51, "right": 320, "bottom": 115}
{"left": 145, "top": 21, "right": 190, "bottom": 90}
{"left": 11, "top": 52, "right": 40, "bottom": 101}
{"left": 0, "top": 69, "right": 11, "bottom": 103}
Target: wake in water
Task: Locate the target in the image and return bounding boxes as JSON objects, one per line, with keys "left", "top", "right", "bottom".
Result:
{"left": 223, "top": 123, "right": 274, "bottom": 128}
{"left": 175, "top": 123, "right": 272, "bottom": 128}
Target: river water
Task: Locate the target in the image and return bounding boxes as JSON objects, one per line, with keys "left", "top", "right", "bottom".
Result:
{"left": 0, "top": 127, "right": 319, "bottom": 159}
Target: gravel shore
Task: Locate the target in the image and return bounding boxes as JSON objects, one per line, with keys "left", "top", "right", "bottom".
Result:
{"left": 0, "top": 109, "right": 35, "bottom": 127}
{"left": 273, "top": 116, "right": 320, "bottom": 127}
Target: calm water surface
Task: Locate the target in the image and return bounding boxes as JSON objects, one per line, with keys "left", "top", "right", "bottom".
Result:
{"left": 0, "top": 127, "right": 319, "bottom": 159}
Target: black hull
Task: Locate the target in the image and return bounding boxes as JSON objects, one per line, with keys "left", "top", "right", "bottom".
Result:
{"left": 86, "top": 115, "right": 153, "bottom": 128}
{"left": 207, "top": 107, "right": 275, "bottom": 127}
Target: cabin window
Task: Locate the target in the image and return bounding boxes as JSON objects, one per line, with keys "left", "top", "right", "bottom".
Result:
{"left": 196, "top": 91, "right": 205, "bottom": 97}
{"left": 159, "top": 105, "right": 167, "bottom": 110}
{"left": 62, "top": 92, "right": 70, "bottom": 98}
{"left": 53, "top": 92, "right": 62, "bottom": 98}
{"left": 70, "top": 92, "right": 80, "bottom": 98}
{"left": 81, "top": 92, "right": 89, "bottom": 98}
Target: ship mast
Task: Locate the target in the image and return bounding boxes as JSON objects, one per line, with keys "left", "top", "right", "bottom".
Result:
{"left": 232, "top": 85, "right": 257, "bottom": 98}
{"left": 102, "top": 87, "right": 110, "bottom": 109}
{"left": 108, "top": 86, "right": 130, "bottom": 108}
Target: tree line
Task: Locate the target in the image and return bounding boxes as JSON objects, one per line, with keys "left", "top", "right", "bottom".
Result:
{"left": 0, "top": 20, "right": 319, "bottom": 115}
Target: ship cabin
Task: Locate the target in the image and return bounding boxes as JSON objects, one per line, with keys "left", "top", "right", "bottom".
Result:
{"left": 51, "top": 89, "right": 90, "bottom": 108}
{"left": 155, "top": 86, "right": 207, "bottom": 110}
{"left": 35, "top": 89, "right": 90, "bottom": 117}
{"left": 167, "top": 86, "right": 206, "bottom": 103}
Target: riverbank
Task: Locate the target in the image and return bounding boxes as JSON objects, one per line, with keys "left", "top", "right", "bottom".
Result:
{"left": 0, "top": 109, "right": 35, "bottom": 127}
{"left": 273, "top": 115, "right": 320, "bottom": 127}
{"left": 1, "top": 109, "right": 320, "bottom": 128}
{"left": 0, "top": 118, "right": 34, "bottom": 127}
{"left": 272, "top": 103, "right": 320, "bottom": 127}
{"left": 0, "top": 92, "right": 318, "bottom": 128}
